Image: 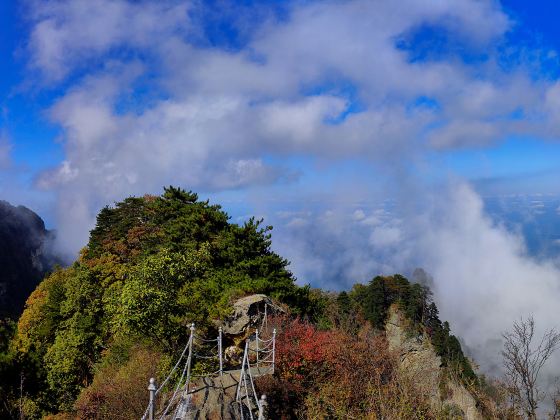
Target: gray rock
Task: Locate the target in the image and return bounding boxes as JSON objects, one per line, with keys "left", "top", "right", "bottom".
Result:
{"left": 224, "top": 345, "right": 243, "bottom": 365}
{"left": 219, "top": 294, "right": 283, "bottom": 338}
{"left": 164, "top": 368, "right": 270, "bottom": 419}
{"left": 386, "top": 305, "right": 482, "bottom": 420}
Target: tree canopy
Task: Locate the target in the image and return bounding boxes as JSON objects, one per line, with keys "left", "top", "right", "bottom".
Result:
{"left": 7, "top": 187, "right": 310, "bottom": 415}
{"left": 0, "top": 187, "right": 483, "bottom": 418}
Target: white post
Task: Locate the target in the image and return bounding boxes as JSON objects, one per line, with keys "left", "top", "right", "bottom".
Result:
{"left": 255, "top": 329, "right": 259, "bottom": 368}
{"left": 242, "top": 363, "right": 253, "bottom": 420}
{"left": 185, "top": 323, "right": 195, "bottom": 395}
{"left": 272, "top": 329, "right": 276, "bottom": 373}
{"left": 258, "top": 394, "right": 267, "bottom": 420}
{"left": 236, "top": 340, "right": 248, "bottom": 402}
{"left": 263, "top": 304, "right": 267, "bottom": 331}
{"left": 148, "top": 377, "right": 157, "bottom": 420}
{"left": 218, "top": 326, "right": 223, "bottom": 377}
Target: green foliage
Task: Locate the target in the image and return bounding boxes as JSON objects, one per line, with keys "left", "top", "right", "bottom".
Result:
{"left": 7, "top": 186, "right": 308, "bottom": 415}
{"left": 352, "top": 274, "right": 477, "bottom": 384}
{"left": 310, "top": 289, "right": 364, "bottom": 332}
{"left": 1, "top": 186, "right": 480, "bottom": 416}
{"left": 0, "top": 318, "right": 17, "bottom": 418}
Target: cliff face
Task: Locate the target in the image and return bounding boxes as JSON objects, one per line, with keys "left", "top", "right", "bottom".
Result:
{"left": 385, "top": 305, "right": 482, "bottom": 420}
{"left": 0, "top": 200, "right": 55, "bottom": 318}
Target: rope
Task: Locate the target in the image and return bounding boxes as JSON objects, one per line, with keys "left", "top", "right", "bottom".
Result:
{"left": 142, "top": 310, "right": 276, "bottom": 420}
{"left": 246, "top": 357, "right": 260, "bottom": 412}
{"left": 258, "top": 347, "right": 273, "bottom": 353}
{"left": 159, "top": 357, "right": 188, "bottom": 418}
{"left": 155, "top": 339, "right": 190, "bottom": 395}
{"left": 140, "top": 331, "right": 193, "bottom": 420}
{"left": 193, "top": 334, "right": 219, "bottom": 343}
{"left": 194, "top": 353, "right": 218, "bottom": 359}
{"left": 257, "top": 342, "right": 273, "bottom": 350}
{"left": 242, "top": 366, "right": 254, "bottom": 420}
{"left": 234, "top": 339, "right": 266, "bottom": 420}
{"left": 170, "top": 345, "right": 195, "bottom": 420}
{"left": 160, "top": 334, "right": 193, "bottom": 419}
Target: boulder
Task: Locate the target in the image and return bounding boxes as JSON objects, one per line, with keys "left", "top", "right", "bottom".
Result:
{"left": 224, "top": 345, "right": 244, "bottom": 364}
{"left": 219, "top": 294, "right": 283, "bottom": 338}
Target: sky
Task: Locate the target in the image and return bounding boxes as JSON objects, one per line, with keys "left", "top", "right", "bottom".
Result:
{"left": 1, "top": 0, "right": 560, "bottom": 380}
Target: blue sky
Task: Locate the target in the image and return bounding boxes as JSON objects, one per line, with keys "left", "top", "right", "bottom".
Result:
{"left": 1, "top": 1, "right": 559, "bottom": 208}
{"left": 3, "top": 1, "right": 560, "bottom": 375}
{"left": 1, "top": 0, "right": 560, "bottom": 281}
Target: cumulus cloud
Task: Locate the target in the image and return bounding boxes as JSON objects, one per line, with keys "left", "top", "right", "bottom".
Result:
{"left": 17, "top": 0, "right": 560, "bottom": 385}
{"left": 26, "top": 0, "right": 190, "bottom": 82}
{"left": 409, "top": 185, "right": 560, "bottom": 372}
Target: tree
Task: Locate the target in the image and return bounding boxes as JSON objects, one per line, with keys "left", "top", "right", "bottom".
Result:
{"left": 6, "top": 187, "right": 313, "bottom": 415}
{"left": 502, "top": 315, "right": 560, "bottom": 419}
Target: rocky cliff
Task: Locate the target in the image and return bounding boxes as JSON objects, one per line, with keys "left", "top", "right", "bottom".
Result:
{"left": 386, "top": 304, "right": 483, "bottom": 419}
{"left": 0, "top": 200, "right": 56, "bottom": 318}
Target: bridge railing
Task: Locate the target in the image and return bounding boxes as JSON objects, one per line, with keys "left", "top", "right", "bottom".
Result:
{"left": 251, "top": 328, "right": 276, "bottom": 374}
{"left": 235, "top": 332, "right": 276, "bottom": 420}
{"left": 142, "top": 304, "right": 277, "bottom": 420}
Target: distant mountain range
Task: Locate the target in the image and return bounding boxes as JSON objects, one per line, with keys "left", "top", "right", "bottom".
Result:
{"left": 0, "top": 200, "right": 57, "bottom": 318}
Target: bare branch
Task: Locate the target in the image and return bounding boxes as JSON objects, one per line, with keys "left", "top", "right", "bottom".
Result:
{"left": 502, "top": 315, "right": 560, "bottom": 420}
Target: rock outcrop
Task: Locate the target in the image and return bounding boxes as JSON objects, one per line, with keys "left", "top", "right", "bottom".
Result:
{"left": 217, "top": 294, "right": 283, "bottom": 365}
{"left": 386, "top": 305, "right": 482, "bottom": 419}
{"left": 219, "top": 294, "right": 283, "bottom": 339}
{"left": 163, "top": 367, "right": 272, "bottom": 420}
{"left": 0, "top": 201, "right": 57, "bottom": 318}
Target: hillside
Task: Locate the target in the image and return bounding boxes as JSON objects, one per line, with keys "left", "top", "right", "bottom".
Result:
{"left": 0, "top": 201, "right": 56, "bottom": 319}
{"left": 0, "top": 187, "right": 314, "bottom": 418}
{"left": 0, "top": 187, "right": 508, "bottom": 419}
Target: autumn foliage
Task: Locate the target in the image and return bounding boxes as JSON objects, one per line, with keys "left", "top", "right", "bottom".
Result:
{"left": 74, "top": 345, "right": 162, "bottom": 419}
{"left": 258, "top": 316, "right": 436, "bottom": 419}
{"left": 275, "top": 317, "right": 338, "bottom": 383}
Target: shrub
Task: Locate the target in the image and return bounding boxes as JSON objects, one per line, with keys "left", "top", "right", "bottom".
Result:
{"left": 74, "top": 345, "right": 163, "bottom": 419}
{"left": 259, "top": 316, "right": 436, "bottom": 419}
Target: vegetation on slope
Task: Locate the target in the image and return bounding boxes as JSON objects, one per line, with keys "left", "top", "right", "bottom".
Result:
{"left": 258, "top": 316, "right": 436, "bottom": 419}
{"left": 0, "top": 187, "right": 313, "bottom": 417}
{"left": 0, "top": 187, "right": 490, "bottom": 419}
{"left": 352, "top": 275, "right": 477, "bottom": 383}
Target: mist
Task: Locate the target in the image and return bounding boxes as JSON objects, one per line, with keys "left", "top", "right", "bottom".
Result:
{"left": 4, "top": 0, "right": 560, "bottom": 395}
{"left": 267, "top": 180, "right": 560, "bottom": 388}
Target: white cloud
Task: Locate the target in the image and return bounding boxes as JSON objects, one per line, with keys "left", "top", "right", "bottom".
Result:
{"left": 370, "top": 225, "right": 402, "bottom": 248}
{"left": 26, "top": 0, "right": 190, "bottom": 82}
{"left": 16, "top": 0, "right": 560, "bottom": 388}
{"left": 411, "top": 185, "right": 560, "bottom": 377}
{"left": 20, "top": 0, "right": 560, "bottom": 262}
{"left": 352, "top": 209, "right": 365, "bottom": 221}
{"left": 268, "top": 182, "right": 560, "bottom": 386}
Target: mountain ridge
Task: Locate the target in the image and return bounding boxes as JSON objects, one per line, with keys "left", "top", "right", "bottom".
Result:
{"left": 0, "top": 200, "right": 57, "bottom": 318}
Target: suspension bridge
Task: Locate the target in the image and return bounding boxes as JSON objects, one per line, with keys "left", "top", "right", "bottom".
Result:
{"left": 141, "top": 303, "right": 277, "bottom": 420}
